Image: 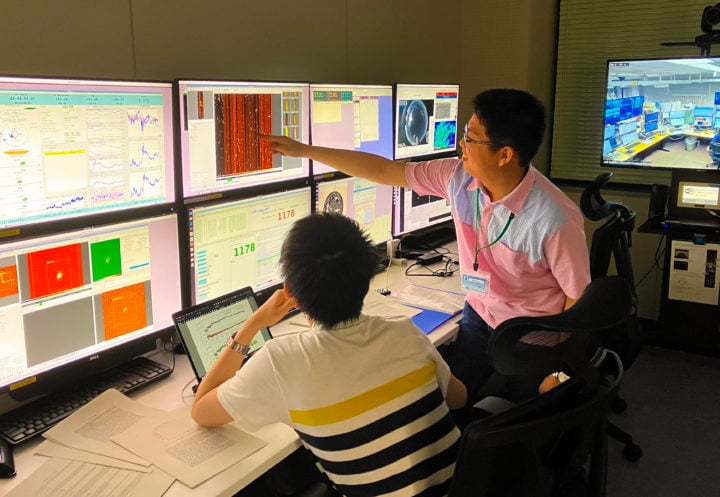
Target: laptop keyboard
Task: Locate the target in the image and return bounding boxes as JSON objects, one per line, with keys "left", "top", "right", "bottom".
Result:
{"left": 0, "top": 356, "right": 172, "bottom": 447}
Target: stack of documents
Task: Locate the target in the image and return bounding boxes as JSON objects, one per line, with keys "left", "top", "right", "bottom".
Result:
{"left": 6, "top": 389, "right": 267, "bottom": 497}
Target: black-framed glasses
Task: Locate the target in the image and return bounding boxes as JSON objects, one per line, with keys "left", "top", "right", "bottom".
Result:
{"left": 463, "top": 123, "right": 507, "bottom": 147}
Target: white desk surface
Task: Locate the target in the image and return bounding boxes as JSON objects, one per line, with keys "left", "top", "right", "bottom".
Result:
{"left": 1, "top": 243, "right": 465, "bottom": 496}
{"left": 0, "top": 351, "right": 302, "bottom": 497}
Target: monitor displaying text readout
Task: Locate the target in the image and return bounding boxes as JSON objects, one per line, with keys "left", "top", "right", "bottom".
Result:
{"left": 186, "top": 187, "right": 311, "bottom": 305}
{"left": 176, "top": 80, "right": 311, "bottom": 198}
{"left": 0, "top": 76, "right": 175, "bottom": 229}
{"left": 310, "top": 84, "right": 394, "bottom": 175}
{"left": 394, "top": 83, "right": 459, "bottom": 160}
{"left": 0, "top": 214, "right": 182, "bottom": 395}
{"left": 315, "top": 176, "right": 393, "bottom": 245}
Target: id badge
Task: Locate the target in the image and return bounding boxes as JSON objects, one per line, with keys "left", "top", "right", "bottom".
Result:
{"left": 461, "top": 272, "right": 490, "bottom": 295}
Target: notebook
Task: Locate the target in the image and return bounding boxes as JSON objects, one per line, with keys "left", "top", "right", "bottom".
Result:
{"left": 172, "top": 286, "right": 272, "bottom": 385}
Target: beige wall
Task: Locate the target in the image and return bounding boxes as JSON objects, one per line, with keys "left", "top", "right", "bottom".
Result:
{"left": 1, "top": 0, "right": 558, "bottom": 167}
{"left": 5, "top": 1, "right": 665, "bottom": 319}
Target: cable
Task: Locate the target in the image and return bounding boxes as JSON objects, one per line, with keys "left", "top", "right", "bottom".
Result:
{"left": 635, "top": 232, "right": 666, "bottom": 288}
{"left": 404, "top": 255, "right": 459, "bottom": 278}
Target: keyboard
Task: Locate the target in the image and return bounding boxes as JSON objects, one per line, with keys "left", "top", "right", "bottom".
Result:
{"left": 0, "top": 356, "right": 172, "bottom": 447}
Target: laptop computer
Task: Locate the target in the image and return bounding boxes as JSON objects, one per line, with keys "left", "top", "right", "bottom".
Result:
{"left": 172, "top": 286, "right": 272, "bottom": 387}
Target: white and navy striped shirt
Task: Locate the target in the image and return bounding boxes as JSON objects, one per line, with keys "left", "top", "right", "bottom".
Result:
{"left": 218, "top": 314, "right": 461, "bottom": 497}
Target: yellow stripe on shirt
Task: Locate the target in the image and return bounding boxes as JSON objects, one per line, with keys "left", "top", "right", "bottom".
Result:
{"left": 289, "top": 362, "right": 437, "bottom": 426}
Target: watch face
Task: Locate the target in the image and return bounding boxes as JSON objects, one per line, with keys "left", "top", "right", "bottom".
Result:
{"left": 323, "top": 191, "right": 344, "bottom": 214}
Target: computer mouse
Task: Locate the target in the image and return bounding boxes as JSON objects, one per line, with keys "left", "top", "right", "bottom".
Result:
{"left": 0, "top": 437, "right": 15, "bottom": 478}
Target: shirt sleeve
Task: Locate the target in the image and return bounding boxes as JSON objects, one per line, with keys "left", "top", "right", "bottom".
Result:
{"left": 216, "top": 344, "right": 288, "bottom": 431}
{"left": 405, "top": 158, "right": 461, "bottom": 199}
{"left": 407, "top": 324, "right": 453, "bottom": 397}
{"left": 542, "top": 213, "right": 591, "bottom": 300}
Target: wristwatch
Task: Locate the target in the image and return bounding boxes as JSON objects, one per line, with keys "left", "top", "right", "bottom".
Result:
{"left": 226, "top": 332, "right": 251, "bottom": 357}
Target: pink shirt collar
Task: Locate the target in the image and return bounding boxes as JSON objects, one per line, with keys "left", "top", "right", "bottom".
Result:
{"left": 464, "top": 164, "right": 537, "bottom": 215}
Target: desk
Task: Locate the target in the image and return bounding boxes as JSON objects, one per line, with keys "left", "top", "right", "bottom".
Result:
{"left": 638, "top": 219, "right": 720, "bottom": 357}
{"left": 0, "top": 350, "right": 302, "bottom": 497}
{"left": 0, "top": 244, "right": 464, "bottom": 496}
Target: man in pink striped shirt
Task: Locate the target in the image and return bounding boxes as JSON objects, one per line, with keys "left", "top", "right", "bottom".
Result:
{"left": 264, "top": 88, "right": 590, "bottom": 405}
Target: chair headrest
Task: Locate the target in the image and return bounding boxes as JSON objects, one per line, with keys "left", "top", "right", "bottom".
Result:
{"left": 580, "top": 173, "right": 635, "bottom": 223}
{"left": 489, "top": 276, "right": 634, "bottom": 380}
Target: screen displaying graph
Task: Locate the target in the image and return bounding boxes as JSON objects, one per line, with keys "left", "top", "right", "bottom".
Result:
{"left": 0, "top": 76, "right": 175, "bottom": 229}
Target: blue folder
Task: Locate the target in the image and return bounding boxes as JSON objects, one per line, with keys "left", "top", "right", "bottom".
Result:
{"left": 410, "top": 307, "right": 455, "bottom": 334}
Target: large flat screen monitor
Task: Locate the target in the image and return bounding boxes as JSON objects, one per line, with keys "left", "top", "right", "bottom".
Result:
{"left": 392, "top": 186, "right": 453, "bottom": 236}
{"left": 0, "top": 213, "right": 182, "bottom": 406}
{"left": 394, "top": 83, "right": 459, "bottom": 161}
{"left": 309, "top": 84, "right": 394, "bottom": 175}
{"left": 602, "top": 57, "right": 720, "bottom": 171}
{"left": 315, "top": 176, "right": 393, "bottom": 245}
{"left": 186, "top": 187, "right": 311, "bottom": 305}
{"left": 0, "top": 76, "right": 175, "bottom": 229}
{"left": 176, "top": 80, "right": 311, "bottom": 198}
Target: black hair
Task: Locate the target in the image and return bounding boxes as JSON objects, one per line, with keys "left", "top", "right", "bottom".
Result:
{"left": 472, "top": 89, "right": 546, "bottom": 167}
{"left": 279, "top": 213, "right": 381, "bottom": 328}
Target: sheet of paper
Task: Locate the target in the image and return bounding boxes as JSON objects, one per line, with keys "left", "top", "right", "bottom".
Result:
{"left": 362, "top": 289, "right": 421, "bottom": 318}
{"left": 112, "top": 405, "right": 267, "bottom": 488}
{"left": 389, "top": 283, "right": 466, "bottom": 314}
{"left": 5, "top": 458, "right": 174, "bottom": 497}
{"left": 668, "top": 239, "right": 720, "bottom": 305}
{"left": 43, "top": 388, "right": 165, "bottom": 465}
{"left": 34, "top": 440, "right": 152, "bottom": 472}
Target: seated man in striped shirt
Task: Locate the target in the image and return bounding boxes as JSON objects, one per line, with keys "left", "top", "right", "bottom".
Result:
{"left": 192, "top": 213, "right": 467, "bottom": 497}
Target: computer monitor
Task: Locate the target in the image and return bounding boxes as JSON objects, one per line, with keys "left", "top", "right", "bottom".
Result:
{"left": 0, "top": 213, "right": 181, "bottom": 408}
{"left": 694, "top": 106, "right": 714, "bottom": 128}
{"left": 669, "top": 110, "right": 686, "bottom": 127}
{"left": 603, "top": 57, "right": 720, "bottom": 170}
{"left": 186, "top": 186, "right": 311, "bottom": 305}
{"left": 392, "top": 186, "right": 453, "bottom": 236}
{"left": 176, "top": 79, "right": 311, "bottom": 198}
{"left": 309, "top": 84, "right": 394, "bottom": 175}
{"left": 314, "top": 176, "right": 393, "bottom": 245}
{"left": 394, "top": 83, "right": 459, "bottom": 160}
{"left": 0, "top": 76, "right": 175, "bottom": 230}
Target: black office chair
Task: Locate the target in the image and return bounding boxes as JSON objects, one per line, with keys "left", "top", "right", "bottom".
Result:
{"left": 449, "top": 275, "right": 633, "bottom": 497}
{"left": 580, "top": 172, "right": 643, "bottom": 462}
{"left": 708, "top": 141, "right": 720, "bottom": 168}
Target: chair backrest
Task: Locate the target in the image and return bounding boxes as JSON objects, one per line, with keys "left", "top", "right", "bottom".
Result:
{"left": 449, "top": 352, "right": 622, "bottom": 497}
{"left": 711, "top": 141, "right": 720, "bottom": 161}
{"left": 448, "top": 276, "right": 631, "bottom": 497}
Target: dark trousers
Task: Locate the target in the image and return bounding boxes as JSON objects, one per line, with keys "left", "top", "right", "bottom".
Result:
{"left": 441, "top": 301, "right": 494, "bottom": 406}
{"left": 441, "top": 302, "right": 544, "bottom": 427}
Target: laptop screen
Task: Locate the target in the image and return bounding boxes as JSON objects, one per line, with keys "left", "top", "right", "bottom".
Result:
{"left": 172, "top": 287, "right": 272, "bottom": 382}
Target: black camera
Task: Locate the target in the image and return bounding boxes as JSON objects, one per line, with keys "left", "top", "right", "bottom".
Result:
{"left": 701, "top": 3, "right": 720, "bottom": 33}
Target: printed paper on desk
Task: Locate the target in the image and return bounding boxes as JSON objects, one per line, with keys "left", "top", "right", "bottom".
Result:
{"left": 4, "top": 458, "right": 174, "bottom": 497}
{"left": 34, "top": 439, "right": 152, "bottom": 472}
{"left": 112, "top": 405, "right": 267, "bottom": 488}
{"left": 389, "top": 284, "right": 465, "bottom": 314}
{"left": 43, "top": 388, "right": 162, "bottom": 465}
{"left": 363, "top": 289, "right": 421, "bottom": 318}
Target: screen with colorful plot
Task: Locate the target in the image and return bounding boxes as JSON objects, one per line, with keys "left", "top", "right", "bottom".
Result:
{"left": 176, "top": 79, "right": 311, "bottom": 198}
{"left": 394, "top": 83, "right": 459, "bottom": 160}
{"left": 0, "top": 76, "right": 175, "bottom": 229}
{"left": 0, "top": 213, "right": 182, "bottom": 393}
